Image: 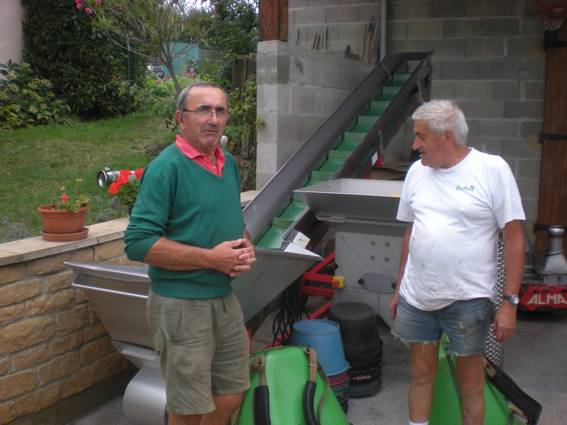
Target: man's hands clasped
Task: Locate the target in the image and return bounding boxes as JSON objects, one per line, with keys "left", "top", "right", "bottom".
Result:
{"left": 212, "top": 238, "right": 256, "bottom": 277}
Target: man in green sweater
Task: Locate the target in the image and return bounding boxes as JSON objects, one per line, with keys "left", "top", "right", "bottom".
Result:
{"left": 124, "top": 82, "right": 256, "bottom": 425}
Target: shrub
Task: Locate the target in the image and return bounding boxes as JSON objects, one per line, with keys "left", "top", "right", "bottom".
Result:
{"left": 0, "top": 61, "right": 70, "bottom": 129}
{"left": 22, "top": 0, "right": 146, "bottom": 120}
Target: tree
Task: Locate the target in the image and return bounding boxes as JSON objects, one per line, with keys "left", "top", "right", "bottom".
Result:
{"left": 85, "top": 0, "right": 201, "bottom": 96}
{"left": 22, "top": 0, "right": 146, "bottom": 119}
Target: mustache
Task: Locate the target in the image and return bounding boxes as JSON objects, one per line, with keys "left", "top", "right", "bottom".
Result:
{"left": 202, "top": 125, "right": 219, "bottom": 132}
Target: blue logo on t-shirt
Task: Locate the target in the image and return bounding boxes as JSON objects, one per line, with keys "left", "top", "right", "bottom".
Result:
{"left": 456, "top": 184, "right": 475, "bottom": 191}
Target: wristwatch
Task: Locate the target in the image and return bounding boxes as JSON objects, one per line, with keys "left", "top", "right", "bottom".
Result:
{"left": 502, "top": 294, "right": 520, "bottom": 306}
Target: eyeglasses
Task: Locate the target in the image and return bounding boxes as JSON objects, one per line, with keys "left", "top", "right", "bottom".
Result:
{"left": 183, "top": 105, "right": 229, "bottom": 119}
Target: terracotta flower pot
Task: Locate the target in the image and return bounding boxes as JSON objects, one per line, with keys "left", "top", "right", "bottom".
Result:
{"left": 37, "top": 205, "right": 89, "bottom": 242}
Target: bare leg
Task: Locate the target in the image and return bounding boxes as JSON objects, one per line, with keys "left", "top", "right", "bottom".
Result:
{"left": 168, "top": 413, "right": 204, "bottom": 425}
{"left": 408, "top": 342, "right": 439, "bottom": 423}
{"left": 202, "top": 393, "right": 245, "bottom": 425}
{"left": 455, "top": 354, "right": 485, "bottom": 425}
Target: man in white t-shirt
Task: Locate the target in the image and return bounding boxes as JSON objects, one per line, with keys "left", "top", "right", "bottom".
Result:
{"left": 390, "top": 100, "right": 525, "bottom": 425}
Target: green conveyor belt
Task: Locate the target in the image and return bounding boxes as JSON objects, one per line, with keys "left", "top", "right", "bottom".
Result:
{"left": 255, "top": 72, "right": 411, "bottom": 250}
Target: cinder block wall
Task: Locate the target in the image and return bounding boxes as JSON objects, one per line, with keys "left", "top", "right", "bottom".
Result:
{"left": 0, "top": 222, "right": 134, "bottom": 425}
{"left": 386, "top": 0, "right": 545, "bottom": 223}
{"left": 288, "top": 0, "right": 382, "bottom": 59}
{"left": 256, "top": 40, "right": 371, "bottom": 188}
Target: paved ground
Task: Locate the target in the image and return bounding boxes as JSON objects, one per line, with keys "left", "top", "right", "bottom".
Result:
{"left": 69, "top": 310, "right": 567, "bottom": 425}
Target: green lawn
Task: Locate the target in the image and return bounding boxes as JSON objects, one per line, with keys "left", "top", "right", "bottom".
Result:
{"left": 0, "top": 112, "right": 172, "bottom": 242}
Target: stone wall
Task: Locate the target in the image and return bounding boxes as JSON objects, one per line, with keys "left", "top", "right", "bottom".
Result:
{"left": 0, "top": 219, "right": 134, "bottom": 425}
{"left": 256, "top": 40, "right": 371, "bottom": 188}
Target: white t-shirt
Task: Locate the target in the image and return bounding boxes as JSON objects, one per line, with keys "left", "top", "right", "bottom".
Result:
{"left": 396, "top": 148, "right": 525, "bottom": 311}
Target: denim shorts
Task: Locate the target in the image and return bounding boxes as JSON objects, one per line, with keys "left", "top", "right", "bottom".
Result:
{"left": 392, "top": 296, "right": 495, "bottom": 356}
{"left": 147, "top": 291, "right": 250, "bottom": 415}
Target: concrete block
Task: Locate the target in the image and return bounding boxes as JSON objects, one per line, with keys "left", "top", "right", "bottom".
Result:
{"left": 517, "top": 178, "right": 540, "bottom": 199}
{"left": 315, "top": 88, "right": 349, "bottom": 115}
{"left": 256, "top": 142, "right": 279, "bottom": 174}
{"left": 389, "top": 38, "right": 466, "bottom": 57}
{"left": 519, "top": 120, "right": 543, "bottom": 138}
{"left": 327, "top": 40, "right": 354, "bottom": 57}
{"left": 519, "top": 59, "right": 545, "bottom": 80}
{"left": 303, "top": 116, "right": 325, "bottom": 140}
{"left": 431, "top": 79, "right": 457, "bottom": 98}
{"left": 339, "top": 0, "right": 376, "bottom": 4}
{"left": 501, "top": 138, "right": 541, "bottom": 159}
{"left": 357, "top": 4, "right": 382, "bottom": 22}
{"left": 520, "top": 18, "right": 544, "bottom": 36}
{"left": 507, "top": 36, "right": 545, "bottom": 58}
{"left": 440, "top": 60, "right": 481, "bottom": 79}
{"left": 455, "top": 80, "right": 493, "bottom": 99}
{"left": 308, "top": 0, "right": 337, "bottom": 6}
{"left": 277, "top": 114, "right": 304, "bottom": 144}
{"left": 339, "top": 22, "right": 367, "bottom": 43}
{"left": 257, "top": 54, "right": 290, "bottom": 85}
{"left": 492, "top": 81, "right": 521, "bottom": 100}
{"left": 483, "top": 18, "right": 520, "bottom": 36}
{"left": 294, "top": 7, "right": 326, "bottom": 26}
{"left": 389, "top": 1, "right": 428, "bottom": 20}
{"left": 407, "top": 20, "right": 444, "bottom": 39}
{"left": 468, "top": 138, "right": 502, "bottom": 155}
{"left": 428, "top": 1, "right": 467, "bottom": 18}
{"left": 517, "top": 159, "right": 541, "bottom": 180}
{"left": 289, "top": 56, "right": 310, "bottom": 84}
{"left": 522, "top": 80, "right": 545, "bottom": 100}
{"left": 464, "top": 0, "right": 506, "bottom": 17}
{"left": 325, "top": 5, "right": 358, "bottom": 23}
{"left": 258, "top": 84, "right": 290, "bottom": 114}
{"left": 479, "top": 119, "right": 518, "bottom": 138}
{"left": 465, "top": 118, "right": 481, "bottom": 139}
{"left": 291, "top": 85, "right": 316, "bottom": 114}
{"left": 256, "top": 113, "right": 279, "bottom": 145}
{"left": 428, "top": 22, "right": 476, "bottom": 44}
{"left": 289, "top": 0, "right": 309, "bottom": 7}
{"left": 462, "top": 100, "right": 505, "bottom": 119}
{"left": 388, "top": 20, "right": 408, "bottom": 40}
{"left": 504, "top": 100, "right": 544, "bottom": 119}
{"left": 478, "top": 58, "right": 544, "bottom": 80}
{"left": 522, "top": 199, "right": 538, "bottom": 222}
{"left": 505, "top": 0, "right": 528, "bottom": 17}
{"left": 443, "top": 19, "right": 484, "bottom": 37}
{"left": 465, "top": 37, "right": 505, "bottom": 57}
{"left": 277, "top": 142, "right": 303, "bottom": 168}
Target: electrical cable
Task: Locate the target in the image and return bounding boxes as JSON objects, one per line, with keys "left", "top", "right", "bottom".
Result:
{"left": 271, "top": 279, "right": 307, "bottom": 347}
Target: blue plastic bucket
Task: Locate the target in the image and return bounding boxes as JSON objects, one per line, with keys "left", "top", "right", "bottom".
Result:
{"left": 291, "top": 319, "right": 350, "bottom": 376}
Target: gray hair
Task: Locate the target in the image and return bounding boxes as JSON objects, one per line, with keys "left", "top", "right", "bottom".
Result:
{"left": 176, "top": 82, "right": 228, "bottom": 111}
{"left": 411, "top": 100, "right": 469, "bottom": 146}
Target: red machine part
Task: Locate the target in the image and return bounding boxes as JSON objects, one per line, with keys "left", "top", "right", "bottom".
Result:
{"left": 519, "top": 283, "right": 567, "bottom": 311}
{"left": 300, "top": 252, "right": 344, "bottom": 319}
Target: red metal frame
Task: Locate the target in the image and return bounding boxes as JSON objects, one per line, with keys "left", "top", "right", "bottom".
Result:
{"left": 300, "top": 252, "right": 343, "bottom": 319}
{"left": 519, "top": 283, "right": 567, "bottom": 311}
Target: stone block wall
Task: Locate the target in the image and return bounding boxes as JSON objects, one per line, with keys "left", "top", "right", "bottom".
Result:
{"left": 288, "top": 0, "right": 383, "bottom": 59}
{"left": 256, "top": 40, "right": 371, "bottom": 188}
{"left": 0, "top": 219, "right": 133, "bottom": 425}
{"left": 385, "top": 0, "right": 545, "bottom": 224}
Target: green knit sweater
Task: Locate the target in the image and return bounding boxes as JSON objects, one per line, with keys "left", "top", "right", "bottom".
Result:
{"left": 124, "top": 144, "right": 244, "bottom": 299}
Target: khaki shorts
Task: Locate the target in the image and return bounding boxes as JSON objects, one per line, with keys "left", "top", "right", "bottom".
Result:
{"left": 147, "top": 291, "right": 250, "bottom": 415}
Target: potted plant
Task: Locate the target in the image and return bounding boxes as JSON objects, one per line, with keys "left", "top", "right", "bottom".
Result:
{"left": 37, "top": 179, "right": 91, "bottom": 242}
{"left": 107, "top": 168, "right": 144, "bottom": 213}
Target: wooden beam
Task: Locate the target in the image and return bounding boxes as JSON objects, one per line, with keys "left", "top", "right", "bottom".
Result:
{"left": 259, "top": 0, "right": 288, "bottom": 42}
{"left": 536, "top": 23, "right": 567, "bottom": 250}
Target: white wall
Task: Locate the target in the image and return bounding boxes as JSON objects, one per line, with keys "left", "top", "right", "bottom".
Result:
{"left": 0, "top": 0, "right": 24, "bottom": 69}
